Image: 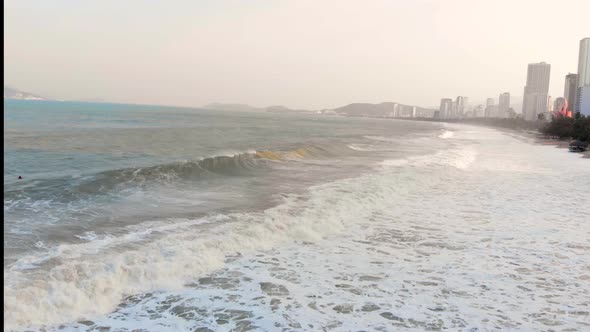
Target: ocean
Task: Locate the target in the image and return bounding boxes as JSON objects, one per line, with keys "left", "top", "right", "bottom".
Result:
{"left": 3, "top": 99, "right": 590, "bottom": 331}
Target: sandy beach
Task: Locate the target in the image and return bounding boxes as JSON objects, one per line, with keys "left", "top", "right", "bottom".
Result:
{"left": 473, "top": 124, "right": 590, "bottom": 159}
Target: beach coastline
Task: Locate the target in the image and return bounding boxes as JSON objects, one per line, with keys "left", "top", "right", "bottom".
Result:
{"left": 417, "top": 118, "right": 590, "bottom": 159}
{"left": 495, "top": 127, "right": 590, "bottom": 159}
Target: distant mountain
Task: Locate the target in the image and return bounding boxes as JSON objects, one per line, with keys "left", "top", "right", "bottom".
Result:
{"left": 203, "top": 103, "right": 263, "bottom": 112}
{"left": 265, "top": 105, "right": 312, "bottom": 113}
{"left": 327, "top": 102, "right": 436, "bottom": 118}
{"left": 204, "top": 103, "right": 313, "bottom": 113}
{"left": 4, "top": 86, "right": 47, "bottom": 100}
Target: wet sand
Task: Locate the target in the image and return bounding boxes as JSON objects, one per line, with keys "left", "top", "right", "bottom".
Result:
{"left": 484, "top": 126, "right": 590, "bottom": 159}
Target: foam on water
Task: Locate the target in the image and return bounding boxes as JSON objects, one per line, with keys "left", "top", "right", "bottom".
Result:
{"left": 5, "top": 139, "right": 477, "bottom": 330}
{"left": 438, "top": 130, "right": 454, "bottom": 139}
{"left": 5, "top": 125, "right": 590, "bottom": 331}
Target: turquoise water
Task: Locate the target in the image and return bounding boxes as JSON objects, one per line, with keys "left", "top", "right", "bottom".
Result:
{"left": 4, "top": 99, "right": 439, "bottom": 302}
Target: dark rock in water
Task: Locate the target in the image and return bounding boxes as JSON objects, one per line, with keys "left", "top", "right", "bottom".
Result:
{"left": 78, "top": 320, "right": 94, "bottom": 326}
{"left": 335, "top": 283, "right": 362, "bottom": 295}
{"left": 324, "top": 320, "right": 343, "bottom": 329}
{"left": 216, "top": 319, "right": 229, "bottom": 325}
{"left": 380, "top": 312, "right": 404, "bottom": 322}
{"left": 359, "top": 275, "right": 383, "bottom": 281}
{"left": 361, "top": 303, "right": 381, "bottom": 312}
{"left": 194, "top": 328, "right": 215, "bottom": 332}
{"left": 270, "top": 298, "right": 281, "bottom": 311}
{"left": 226, "top": 309, "right": 254, "bottom": 321}
{"left": 333, "top": 304, "right": 354, "bottom": 314}
{"left": 260, "top": 282, "right": 289, "bottom": 296}
{"left": 427, "top": 306, "right": 446, "bottom": 312}
{"left": 234, "top": 320, "right": 257, "bottom": 332}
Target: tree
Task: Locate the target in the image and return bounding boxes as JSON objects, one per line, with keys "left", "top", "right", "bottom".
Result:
{"left": 541, "top": 113, "right": 590, "bottom": 141}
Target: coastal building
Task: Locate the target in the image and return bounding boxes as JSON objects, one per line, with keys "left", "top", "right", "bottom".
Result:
{"left": 554, "top": 97, "right": 566, "bottom": 114}
{"left": 576, "top": 38, "right": 590, "bottom": 114}
{"left": 486, "top": 105, "right": 499, "bottom": 118}
{"left": 391, "top": 103, "right": 400, "bottom": 117}
{"left": 485, "top": 98, "right": 495, "bottom": 118}
{"left": 578, "top": 86, "right": 590, "bottom": 115}
{"left": 577, "top": 38, "right": 590, "bottom": 88}
{"left": 439, "top": 98, "right": 453, "bottom": 119}
{"left": 507, "top": 108, "right": 517, "bottom": 118}
{"left": 398, "top": 104, "right": 415, "bottom": 118}
{"left": 473, "top": 105, "right": 485, "bottom": 118}
{"left": 522, "top": 62, "right": 551, "bottom": 121}
{"left": 455, "top": 96, "right": 467, "bottom": 118}
{"left": 449, "top": 100, "right": 457, "bottom": 119}
{"left": 564, "top": 73, "right": 578, "bottom": 112}
{"left": 498, "top": 92, "right": 510, "bottom": 118}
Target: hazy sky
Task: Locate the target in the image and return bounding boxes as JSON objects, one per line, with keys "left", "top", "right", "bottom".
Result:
{"left": 4, "top": 0, "right": 590, "bottom": 110}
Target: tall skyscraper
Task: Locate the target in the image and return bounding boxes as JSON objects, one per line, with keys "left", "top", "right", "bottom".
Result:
{"left": 577, "top": 38, "right": 590, "bottom": 88}
{"left": 564, "top": 73, "right": 578, "bottom": 112}
{"left": 439, "top": 98, "right": 453, "bottom": 119}
{"left": 455, "top": 96, "right": 467, "bottom": 118}
{"left": 579, "top": 87, "right": 590, "bottom": 115}
{"left": 576, "top": 38, "right": 590, "bottom": 114}
{"left": 485, "top": 98, "right": 495, "bottom": 118}
{"left": 498, "top": 92, "right": 510, "bottom": 118}
{"left": 522, "top": 62, "right": 551, "bottom": 121}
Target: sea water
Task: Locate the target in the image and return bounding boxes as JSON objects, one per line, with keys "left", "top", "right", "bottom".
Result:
{"left": 4, "top": 100, "right": 590, "bottom": 331}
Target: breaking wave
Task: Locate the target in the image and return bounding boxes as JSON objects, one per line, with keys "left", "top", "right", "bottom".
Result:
{"left": 4, "top": 145, "right": 335, "bottom": 205}
{"left": 3, "top": 146, "right": 476, "bottom": 330}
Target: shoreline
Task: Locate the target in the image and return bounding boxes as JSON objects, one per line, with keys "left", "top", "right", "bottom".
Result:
{"left": 359, "top": 116, "right": 590, "bottom": 159}
{"left": 468, "top": 123, "right": 590, "bottom": 159}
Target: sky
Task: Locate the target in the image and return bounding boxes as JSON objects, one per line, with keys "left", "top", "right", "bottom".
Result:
{"left": 4, "top": 0, "right": 590, "bottom": 110}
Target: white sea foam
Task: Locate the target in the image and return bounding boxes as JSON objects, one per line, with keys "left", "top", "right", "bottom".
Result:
{"left": 438, "top": 130, "right": 454, "bottom": 139}
{"left": 6, "top": 128, "right": 590, "bottom": 331}
{"left": 4, "top": 144, "right": 466, "bottom": 330}
{"left": 74, "top": 231, "right": 99, "bottom": 241}
{"left": 347, "top": 144, "right": 378, "bottom": 152}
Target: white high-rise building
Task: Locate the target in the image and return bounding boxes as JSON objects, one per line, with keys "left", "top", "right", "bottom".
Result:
{"left": 498, "top": 92, "right": 510, "bottom": 118}
{"left": 455, "top": 96, "right": 467, "bottom": 118}
{"left": 439, "top": 98, "right": 453, "bottom": 119}
{"left": 579, "top": 87, "right": 590, "bottom": 115}
{"left": 564, "top": 73, "right": 578, "bottom": 112}
{"left": 576, "top": 38, "right": 590, "bottom": 115}
{"left": 577, "top": 38, "right": 590, "bottom": 88}
{"left": 485, "top": 98, "right": 495, "bottom": 118}
{"left": 522, "top": 62, "right": 551, "bottom": 121}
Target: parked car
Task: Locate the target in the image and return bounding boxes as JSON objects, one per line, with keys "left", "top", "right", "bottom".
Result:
{"left": 569, "top": 140, "right": 589, "bottom": 152}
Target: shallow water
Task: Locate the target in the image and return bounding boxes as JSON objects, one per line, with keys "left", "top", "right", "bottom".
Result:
{"left": 4, "top": 100, "right": 590, "bottom": 331}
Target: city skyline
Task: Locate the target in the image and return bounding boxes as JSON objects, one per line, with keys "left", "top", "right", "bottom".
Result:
{"left": 4, "top": 0, "right": 590, "bottom": 110}
{"left": 438, "top": 37, "right": 589, "bottom": 119}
